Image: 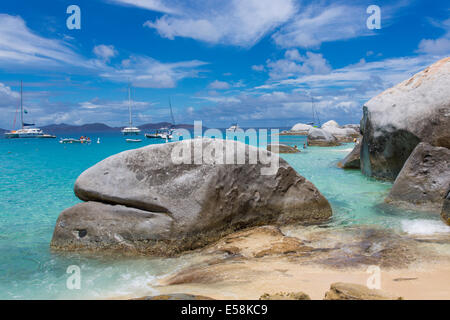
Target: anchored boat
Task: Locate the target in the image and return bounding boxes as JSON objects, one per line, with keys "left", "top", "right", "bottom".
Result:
{"left": 4, "top": 81, "right": 56, "bottom": 139}
{"left": 126, "top": 138, "right": 142, "bottom": 143}
{"left": 59, "top": 137, "right": 92, "bottom": 144}
{"left": 121, "top": 83, "right": 141, "bottom": 136}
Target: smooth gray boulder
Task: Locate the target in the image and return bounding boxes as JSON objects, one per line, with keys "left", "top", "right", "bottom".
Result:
{"left": 338, "top": 142, "right": 361, "bottom": 169}
{"left": 51, "top": 139, "right": 332, "bottom": 255}
{"left": 307, "top": 128, "right": 340, "bottom": 147}
{"left": 51, "top": 202, "right": 173, "bottom": 252}
{"left": 267, "top": 144, "right": 300, "bottom": 154}
{"left": 360, "top": 57, "right": 450, "bottom": 180}
{"left": 441, "top": 190, "right": 450, "bottom": 225}
{"left": 385, "top": 143, "right": 450, "bottom": 212}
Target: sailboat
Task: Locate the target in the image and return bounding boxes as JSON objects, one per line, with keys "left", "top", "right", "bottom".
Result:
{"left": 4, "top": 81, "right": 55, "bottom": 139}
{"left": 121, "top": 83, "right": 141, "bottom": 135}
{"left": 145, "top": 97, "right": 175, "bottom": 140}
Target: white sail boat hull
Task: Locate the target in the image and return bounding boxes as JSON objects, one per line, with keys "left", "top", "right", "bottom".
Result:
{"left": 121, "top": 127, "right": 141, "bottom": 135}
{"left": 4, "top": 81, "right": 55, "bottom": 139}
{"left": 5, "top": 128, "right": 55, "bottom": 138}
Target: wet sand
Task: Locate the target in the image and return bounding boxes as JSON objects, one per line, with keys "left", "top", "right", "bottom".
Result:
{"left": 121, "top": 225, "right": 450, "bottom": 300}
{"left": 155, "top": 261, "right": 450, "bottom": 300}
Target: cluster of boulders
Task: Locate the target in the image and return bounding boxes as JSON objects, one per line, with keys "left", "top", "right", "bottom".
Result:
{"left": 136, "top": 282, "right": 403, "bottom": 300}
{"left": 341, "top": 57, "right": 450, "bottom": 221}
{"left": 287, "top": 120, "right": 360, "bottom": 147}
{"left": 51, "top": 139, "right": 332, "bottom": 254}
{"left": 260, "top": 282, "right": 402, "bottom": 300}
{"left": 306, "top": 123, "right": 360, "bottom": 147}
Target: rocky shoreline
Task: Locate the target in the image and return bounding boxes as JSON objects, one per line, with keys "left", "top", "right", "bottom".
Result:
{"left": 50, "top": 57, "right": 449, "bottom": 300}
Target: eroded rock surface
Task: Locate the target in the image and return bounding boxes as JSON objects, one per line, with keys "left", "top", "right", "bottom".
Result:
{"left": 51, "top": 139, "right": 332, "bottom": 255}
{"left": 322, "top": 120, "right": 359, "bottom": 143}
{"left": 324, "top": 282, "right": 402, "bottom": 300}
{"left": 307, "top": 128, "right": 340, "bottom": 147}
{"left": 442, "top": 190, "right": 450, "bottom": 225}
{"left": 338, "top": 142, "right": 361, "bottom": 169}
{"left": 386, "top": 143, "right": 450, "bottom": 212}
{"left": 360, "top": 57, "right": 450, "bottom": 180}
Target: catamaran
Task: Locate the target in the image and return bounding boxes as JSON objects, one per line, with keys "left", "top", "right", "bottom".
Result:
{"left": 4, "top": 81, "right": 56, "bottom": 139}
{"left": 121, "top": 83, "right": 141, "bottom": 136}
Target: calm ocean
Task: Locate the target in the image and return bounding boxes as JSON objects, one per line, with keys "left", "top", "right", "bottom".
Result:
{"left": 0, "top": 131, "right": 448, "bottom": 299}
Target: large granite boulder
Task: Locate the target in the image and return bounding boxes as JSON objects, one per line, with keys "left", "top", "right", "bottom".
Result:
{"left": 338, "top": 142, "right": 361, "bottom": 169}
{"left": 385, "top": 143, "right": 450, "bottom": 212}
{"left": 267, "top": 144, "right": 300, "bottom": 154}
{"left": 442, "top": 190, "right": 450, "bottom": 225}
{"left": 290, "top": 123, "right": 313, "bottom": 135}
{"left": 307, "top": 128, "right": 340, "bottom": 147}
{"left": 51, "top": 139, "right": 332, "bottom": 255}
{"left": 322, "top": 120, "right": 359, "bottom": 142}
{"left": 360, "top": 57, "right": 450, "bottom": 180}
{"left": 343, "top": 124, "right": 361, "bottom": 133}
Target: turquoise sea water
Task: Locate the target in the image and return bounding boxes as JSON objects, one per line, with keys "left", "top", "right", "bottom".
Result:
{"left": 0, "top": 132, "right": 448, "bottom": 299}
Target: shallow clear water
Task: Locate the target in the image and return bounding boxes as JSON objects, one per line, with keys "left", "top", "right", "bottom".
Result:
{"left": 0, "top": 132, "right": 447, "bottom": 299}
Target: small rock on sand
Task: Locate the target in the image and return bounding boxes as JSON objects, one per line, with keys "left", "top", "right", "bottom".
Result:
{"left": 324, "top": 282, "right": 403, "bottom": 300}
{"left": 260, "top": 292, "right": 311, "bottom": 300}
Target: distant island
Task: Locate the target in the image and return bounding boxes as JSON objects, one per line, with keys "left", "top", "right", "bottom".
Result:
{"left": 35, "top": 122, "right": 198, "bottom": 133}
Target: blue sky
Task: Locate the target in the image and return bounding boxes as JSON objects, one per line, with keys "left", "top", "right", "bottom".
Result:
{"left": 0, "top": 0, "right": 448, "bottom": 129}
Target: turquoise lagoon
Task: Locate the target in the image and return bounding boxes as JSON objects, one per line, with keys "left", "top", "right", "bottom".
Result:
{"left": 0, "top": 132, "right": 448, "bottom": 299}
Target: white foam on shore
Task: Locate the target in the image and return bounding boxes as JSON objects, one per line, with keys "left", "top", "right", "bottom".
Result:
{"left": 333, "top": 148, "right": 353, "bottom": 152}
{"left": 401, "top": 219, "right": 450, "bottom": 235}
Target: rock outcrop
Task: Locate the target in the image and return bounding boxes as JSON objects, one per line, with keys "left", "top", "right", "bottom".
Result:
{"left": 360, "top": 57, "right": 450, "bottom": 180}
{"left": 324, "top": 282, "right": 402, "bottom": 300}
{"left": 51, "top": 139, "right": 332, "bottom": 255}
{"left": 307, "top": 128, "right": 340, "bottom": 147}
{"left": 338, "top": 142, "right": 361, "bottom": 169}
{"left": 385, "top": 143, "right": 450, "bottom": 212}
{"left": 343, "top": 124, "right": 360, "bottom": 133}
{"left": 442, "top": 190, "right": 450, "bottom": 225}
{"left": 290, "top": 123, "right": 313, "bottom": 135}
{"left": 322, "top": 120, "right": 359, "bottom": 143}
{"left": 267, "top": 144, "right": 300, "bottom": 154}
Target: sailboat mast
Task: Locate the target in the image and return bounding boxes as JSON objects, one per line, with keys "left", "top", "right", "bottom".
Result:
{"left": 20, "top": 80, "right": 23, "bottom": 129}
{"left": 169, "top": 97, "right": 175, "bottom": 127}
{"left": 128, "top": 83, "right": 132, "bottom": 127}
{"left": 311, "top": 96, "right": 321, "bottom": 127}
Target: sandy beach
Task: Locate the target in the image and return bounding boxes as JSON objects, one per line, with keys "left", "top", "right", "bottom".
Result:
{"left": 107, "top": 225, "right": 450, "bottom": 300}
